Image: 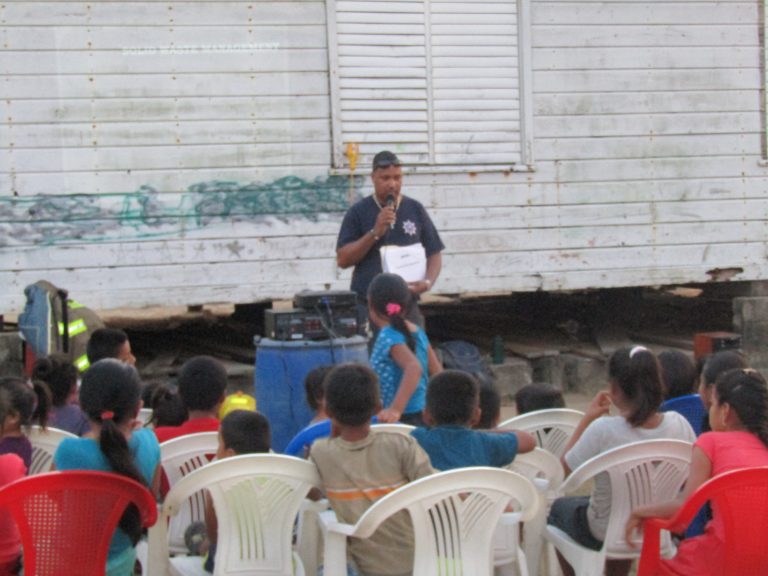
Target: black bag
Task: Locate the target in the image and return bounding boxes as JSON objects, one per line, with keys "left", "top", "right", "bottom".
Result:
{"left": 436, "top": 340, "right": 495, "bottom": 386}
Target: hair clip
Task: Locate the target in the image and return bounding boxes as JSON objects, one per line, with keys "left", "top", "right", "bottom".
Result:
{"left": 101, "top": 410, "right": 115, "bottom": 420}
{"left": 385, "top": 303, "right": 402, "bottom": 316}
{"left": 629, "top": 346, "right": 649, "bottom": 358}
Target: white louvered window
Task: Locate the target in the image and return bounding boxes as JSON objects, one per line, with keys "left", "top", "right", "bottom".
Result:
{"left": 327, "top": 0, "right": 533, "bottom": 170}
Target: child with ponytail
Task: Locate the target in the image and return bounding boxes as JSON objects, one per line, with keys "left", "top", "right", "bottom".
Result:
{"left": 626, "top": 368, "right": 768, "bottom": 575}
{"left": 0, "top": 387, "right": 25, "bottom": 575}
{"left": 547, "top": 346, "right": 696, "bottom": 576}
{"left": 0, "top": 376, "right": 52, "bottom": 472}
{"left": 367, "top": 273, "right": 442, "bottom": 425}
{"left": 54, "top": 359, "right": 161, "bottom": 576}
{"left": 32, "top": 353, "right": 90, "bottom": 436}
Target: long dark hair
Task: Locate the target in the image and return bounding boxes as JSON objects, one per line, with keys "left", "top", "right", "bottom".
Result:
{"left": 32, "top": 353, "right": 78, "bottom": 407}
{"left": 368, "top": 273, "right": 415, "bottom": 350}
{"left": 0, "top": 376, "right": 51, "bottom": 430}
{"left": 715, "top": 368, "right": 768, "bottom": 448}
{"left": 79, "top": 359, "right": 146, "bottom": 544}
{"left": 608, "top": 346, "right": 663, "bottom": 427}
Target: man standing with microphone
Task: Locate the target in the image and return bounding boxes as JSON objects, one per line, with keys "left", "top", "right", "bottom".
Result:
{"left": 336, "top": 150, "right": 444, "bottom": 329}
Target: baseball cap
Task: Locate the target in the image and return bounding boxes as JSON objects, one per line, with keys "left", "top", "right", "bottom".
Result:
{"left": 372, "top": 150, "right": 401, "bottom": 170}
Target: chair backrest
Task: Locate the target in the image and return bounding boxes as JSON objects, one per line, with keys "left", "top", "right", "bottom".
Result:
{"left": 640, "top": 466, "right": 768, "bottom": 575}
{"left": 148, "top": 454, "right": 321, "bottom": 576}
{"left": 561, "top": 439, "right": 692, "bottom": 556}
{"left": 660, "top": 394, "right": 706, "bottom": 436}
{"left": 508, "top": 447, "right": 565, "bottom": 497}
{"left": 0, "top": 470, "right": 156, "bottom": 576}
{"left": 345, "top": 467, "right": 539, "bottom": 576}
{"left": 370, "top": 423, "right": 416, "bottom": 435}
{"left": 498, "top": 408, "right": 585, "bottom": 457}
{"left": 159, "top": 431, "right": 220, "bottom": 553}
{"left": 137, "top": 408, "right": 154, "bottom": 428}
{"left": 27, "top": 425, "right": 78, "bottom": 475}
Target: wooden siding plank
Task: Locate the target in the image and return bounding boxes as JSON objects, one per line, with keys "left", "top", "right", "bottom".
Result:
{"left": 535, "top": 47, "right": 758, "bottom": 70}
{"left": 3, "top": 25, "right": 328, "bottom": 51}
{"left": 5, "top": 96, "right": 331, "bottom": 124}
{"left": 535, "top": 91, "right": 758, "bottom": 115}
{"left": 533, "top": 24, "right": 757, "bottom": 48}
{"left": 536, "top": 111, "right": 759, "bottom": 138}
{"left": 534, "top": 69, "right": 757, "bottom": 92}
{"left": 532, "top": 3, "right": 757, "bottom": 25}
{"left": 535, "top": 133, "right": 761, "bottom": 161}
{"left": 2, "top": 2, "right": 326, "bottom": 26}
{"left": 2, "top": 119, "right": 333, "bottom": 149}
{"left": 6, "top": 142, "right": 332, "bottom": 173}
{"left": 0, "top": 50, "right": 329, "bottom": 75}
{"left": 2, "top": 72, "right": 331, "bottom": 99}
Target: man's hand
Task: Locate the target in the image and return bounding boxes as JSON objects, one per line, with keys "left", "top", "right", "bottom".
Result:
{"left": 377, "top": 408, "right": 402, "bottom": 423}
{"left": 374, "top": 205, "right": 396, "bottom": 238}
{"left": 407, "top": 280, "right": 431, "bottom": 295}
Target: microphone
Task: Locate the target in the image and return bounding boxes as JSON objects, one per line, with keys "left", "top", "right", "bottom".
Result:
{"left": 386, "top": 195, "right": 395, "bottom": 229}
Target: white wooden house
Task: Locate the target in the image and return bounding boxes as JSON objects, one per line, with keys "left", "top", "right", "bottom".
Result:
{"left": 1, "top": 0, "right": 766, "bottom": 312}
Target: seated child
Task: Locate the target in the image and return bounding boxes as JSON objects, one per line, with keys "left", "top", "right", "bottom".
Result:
{"left": 474, "top": 380, "right": 502, "bottom": 429}
{"left": 284, "top": 365, "right": 333, "bottom": 457}
{"left": 0, "top": 377, "right": 51, "bottom": 472}
{"left": 658, "top": 350, "right": 706, "bottom": 437}
{"left": 32, "top": 353, "right": 90, "bottom": 436}
{"left": 0, "top": 388, "right": 25, "bottom": 575}
{"left": 310, "top": 363, "right": 434, "bottom": 576}
{"left": 147, "top": 383, "right": 188, "bottom": 428}
{"left": 514, "top": 382, "right": 566, "bottom": 415}
{"left": 54, "top": 359, "right": 161, "bottom": 576}
{"left": 626, "top": 368, "right": 768, "bottom": 575}
{"left": 412, "top": 370, "right": 536, "bottom": 470}
{"left": 154, "top": 356, "right": 228, "bottom": 443}
{"left": 86, "top": 327, "right": 136, "bottom": 366}
{"left": 203, "top": 410, "right": 271, "bottom": 573}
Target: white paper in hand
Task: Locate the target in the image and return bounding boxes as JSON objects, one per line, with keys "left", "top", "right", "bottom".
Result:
{"left": 380, "top": 243, "right": 427, "bottom": 283}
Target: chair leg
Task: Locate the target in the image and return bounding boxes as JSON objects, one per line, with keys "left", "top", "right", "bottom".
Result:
{"left": 135, "top": 539, "right": 148, "bottom": 576}
{"left": 546, "top": 542, "right": 562, "bottom": 576}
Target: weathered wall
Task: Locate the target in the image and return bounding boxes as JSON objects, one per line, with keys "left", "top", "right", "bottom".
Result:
{"left": 2, "top": 0, "right": 767, "bottom": 312}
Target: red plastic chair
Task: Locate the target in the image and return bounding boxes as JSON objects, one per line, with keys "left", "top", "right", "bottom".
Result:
{"left": 637, "top": 466, "right": 768, "bottom": 576}
{"left": 0, "top": 470, "right": 157, "bottom": 576}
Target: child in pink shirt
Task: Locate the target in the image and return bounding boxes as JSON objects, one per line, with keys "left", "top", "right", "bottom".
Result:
{"left": 627, "top": 368, "right": 768, "bottom": 575}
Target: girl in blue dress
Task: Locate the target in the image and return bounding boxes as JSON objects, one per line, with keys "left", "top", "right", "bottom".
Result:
{"left": 368, "top": 273, "right": 442, "bottom": 425}
{"left": 54, "top": 359, "right": 161, "bottom": 576}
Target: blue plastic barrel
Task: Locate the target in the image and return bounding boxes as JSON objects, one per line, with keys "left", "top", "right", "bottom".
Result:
{"left": 254, "top": 336, "right": 369, "bottom": 452}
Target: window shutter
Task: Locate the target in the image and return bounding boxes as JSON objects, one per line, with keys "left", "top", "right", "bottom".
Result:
{"left": 331, "top": 1, "right": 430, "bottom": 166}
{"left": 329, "top": 0, "right": 523, "bottom": 168}
{"left": 431, "top": 1, "right": 521, "bottom": 165}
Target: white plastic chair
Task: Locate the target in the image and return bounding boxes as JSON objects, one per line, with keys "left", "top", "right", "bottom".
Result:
{"left": 543, "top": 439, "right": 693, "bottom": 576}
{"left": 320, "top": 467, "right": 539, "bottom": 576}
{"left": 159, "top": 432, "right": 220, "bottom": 554}
{"left": 27, "top": 425, "right": 77, "bottom": 475}
{"left": 295, "top": 498, "right": 329, "bottom": 576}
{"left": 138, "top": 407, "right": 154, "bottom": 428}
{"left": 370, "top": 423, "right": 416, "bottom": 435}
{"left": 147, "top": 453, "right": 321, "bottom": 576}
{"left": 503, "top": 448, "right": 565, "bottom": 576}
{"left": 498, "top": 408, "right": 585, "bottom": 458}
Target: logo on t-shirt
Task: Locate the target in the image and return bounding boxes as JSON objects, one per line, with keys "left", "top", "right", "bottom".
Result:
{"left": 402, "top": 220, "right": 417, "bottom": 236}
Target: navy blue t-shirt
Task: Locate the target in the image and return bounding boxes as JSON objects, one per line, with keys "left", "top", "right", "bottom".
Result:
{"left": 336, "top": 195, "right": 444, "bottom": 299}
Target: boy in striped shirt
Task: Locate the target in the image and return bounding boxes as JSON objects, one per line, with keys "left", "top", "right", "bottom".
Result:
{"left": 310, "top": 364, "right": 433, "bottom": 576}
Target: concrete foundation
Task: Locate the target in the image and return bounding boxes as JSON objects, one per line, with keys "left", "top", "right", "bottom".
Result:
{"left": 733, "top": 297, "right": 768, "bottom": 374}
{"left": 489, "top": 357, "right": 533, "bottom": 403}
{"left": 0, "top": 332, "right": 23, "bottom": 378}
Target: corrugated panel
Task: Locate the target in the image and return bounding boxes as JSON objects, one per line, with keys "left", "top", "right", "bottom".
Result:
{"left": 330, "top": 0, "right": 522, "bottom": 167}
